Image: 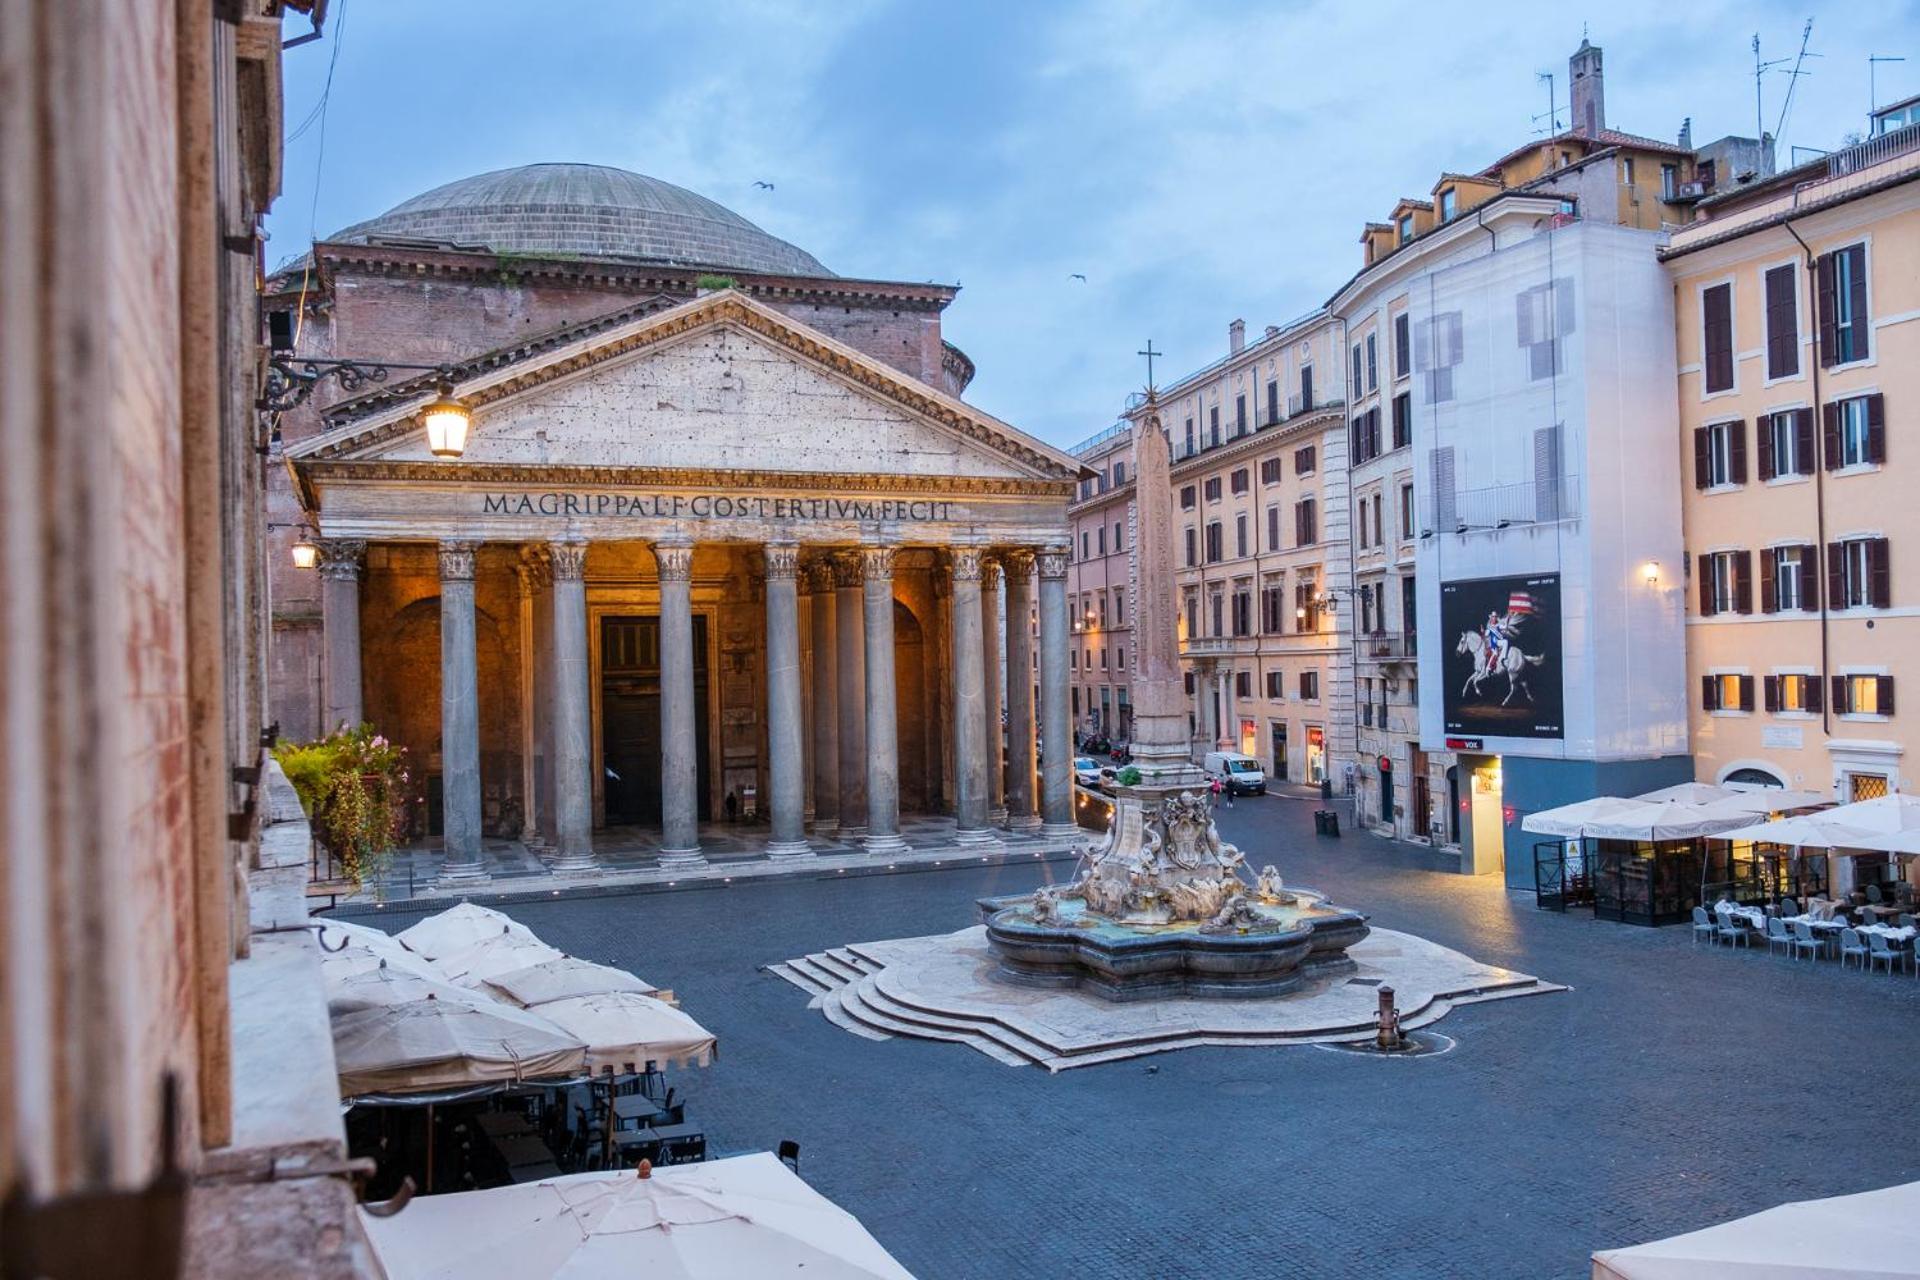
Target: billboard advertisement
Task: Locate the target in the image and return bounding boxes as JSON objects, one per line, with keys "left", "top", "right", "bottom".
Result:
{"left": 1440, "top": 573, "right": 1563, "bottom": 740}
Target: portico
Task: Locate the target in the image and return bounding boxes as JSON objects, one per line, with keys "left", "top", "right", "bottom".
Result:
{"left": 286, "top": 291, "right": 1082, "bottom": 882}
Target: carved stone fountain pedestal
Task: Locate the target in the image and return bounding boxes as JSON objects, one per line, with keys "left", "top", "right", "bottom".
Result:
{"left": 978, "top": 787, "right": 1369, "bottom": 1001}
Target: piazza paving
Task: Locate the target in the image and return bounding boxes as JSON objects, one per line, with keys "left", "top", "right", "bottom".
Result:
{"left": 337, "top": 794, "right": 1920, "bottom": 1280}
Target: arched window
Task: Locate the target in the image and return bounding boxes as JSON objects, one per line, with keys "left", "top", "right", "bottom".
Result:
{"left": 1723, "top": 766, "right": 1786, "bottom": 789}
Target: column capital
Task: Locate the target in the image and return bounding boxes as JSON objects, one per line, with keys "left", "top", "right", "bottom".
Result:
{"left": 803, "top": 557, "right": 836, "bottom": 594}
{"left": 547, "top": 540, "right": 588, "bottom": 581}
{"left": 314, "top": 538, "right": 366, "bottom": 581}
{"left": 764, "top": 542, "right": 801, "bottom": 581}
{"left": 1036, "top": 544, "right": 1070, "bottom": 581}
{"left": 859, "top": 544, "right": 896, "bottom": 583}
{"left": 980, "top": 554, "right": 1003, "bottom": 591}
{"left": 438, "top": 541, "right": 477, "bottom": 582}
{"left": 951, "top": 547, "right": 985, "bottom": 582}
{"left": 516, "top": 545, "right": 552, "bottom": 589}
{"left": 653, "top": 541, "right": 695, "bottom": 583}
{"left": 1000, "top": 549, "right": 1036, "bottom": 583}
{"left": 831, "top": 550, "right": 865, "bottom": 589}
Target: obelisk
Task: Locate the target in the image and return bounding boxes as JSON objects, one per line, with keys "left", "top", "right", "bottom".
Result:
{"left": 1125, "top": 394, "right": 1205, "bottom": 788}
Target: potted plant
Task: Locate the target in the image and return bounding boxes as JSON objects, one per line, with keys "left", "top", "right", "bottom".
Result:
{"left": 273, "top": 725, "right": 414, "bottom": 892}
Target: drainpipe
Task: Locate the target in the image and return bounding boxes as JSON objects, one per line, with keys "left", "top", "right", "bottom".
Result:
{"left": 1782, "top": 217, "right": 1831, "bottom": 739}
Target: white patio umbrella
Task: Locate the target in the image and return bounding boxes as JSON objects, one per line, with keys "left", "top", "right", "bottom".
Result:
{"left": 534, "top": 991, "right": 716, "bottom": 1072}
{"left": 397, "top": 902, "right": 540, "bottom": 960}
{"left": 437, "top": 931, "right": 567, "bottom": 989}
{"left": 315, "top": 917, "right": 411, "bottom": 955}
{"left": 332, "top": 995, "right": 586, "bottom": 1097}
{"left": 1523, "top": 797, "right": 1660, "bottom": 838}
{"left": 1714, "top": 811, "right": 1884, "bottom": 849}
{"left": 327, "top": 960, "right": 493, "bottom": 1015}
{"left": 319, "top": 939, "right": 447, "bottom": 987}
{"left": 1635, "top": 782, "right": 1831, "bottom": 814}
{"left": 1591, "top": 1179, "right": 1920, "bottom": 1278}
{"left": 1584, "top": 800, "right": 1754, "bottom": 842}
{"left": 481, "top": 957, "right": 657, "bottom": 1008}
{"left": 359, "top": 1153, "right": 917, "bottom": 1280}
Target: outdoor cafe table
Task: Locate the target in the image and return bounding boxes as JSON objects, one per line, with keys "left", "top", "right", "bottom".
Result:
{"left": 1857, "top": 922, "right": 1918, "bottom": 947}
{"left": 1717, "top": 904, "right": 1767, "bottom": 930}
{"left": 491, "top": 1133, "right": 558, "bottom": 1172}
{"left": 611, "top": 1093, "right": 664, "bottom": 1131}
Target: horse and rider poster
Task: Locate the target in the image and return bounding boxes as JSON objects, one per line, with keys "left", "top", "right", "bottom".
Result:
{"left": 1440, "top": 573, "right": 1564, "bottom": 739}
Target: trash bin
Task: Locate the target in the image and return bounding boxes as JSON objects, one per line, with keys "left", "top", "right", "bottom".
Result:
{"left": 1319, "top": 777, "right": 1333, "bottom": 801}
{"left": 1314, "top": 809, "right": 1341, "bottom": 837}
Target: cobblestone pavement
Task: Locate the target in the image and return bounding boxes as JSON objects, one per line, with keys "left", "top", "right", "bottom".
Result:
{"left": 341, "top": 794, "right": 1920, "bottom": 1280}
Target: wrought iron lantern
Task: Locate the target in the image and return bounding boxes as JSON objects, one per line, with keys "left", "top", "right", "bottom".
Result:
{"left": 290, "top": 525, "right": 319, "bottom": 570}
{"left": 420, "top": 382, "right": 472, "bottom": 459}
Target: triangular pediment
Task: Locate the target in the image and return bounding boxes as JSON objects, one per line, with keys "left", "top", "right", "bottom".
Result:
{"left": 286, "top": 291, "right": 1078, "bottom": 485}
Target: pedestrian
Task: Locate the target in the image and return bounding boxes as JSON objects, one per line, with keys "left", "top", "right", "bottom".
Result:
{"left": 724, "top": 789, "right": 738, "bottom": 824}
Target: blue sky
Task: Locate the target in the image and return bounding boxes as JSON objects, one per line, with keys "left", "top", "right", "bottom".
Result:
{"left": 268, "top": 0, "right": 1919, "bottom": 448}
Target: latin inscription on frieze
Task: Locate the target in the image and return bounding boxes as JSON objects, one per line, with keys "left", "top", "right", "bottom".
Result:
{"left": 480, "top": 492, "right": 956, "bottom": 522}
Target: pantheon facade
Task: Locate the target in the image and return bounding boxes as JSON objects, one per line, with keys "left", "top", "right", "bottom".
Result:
{"left": 268, "top": 164, "right": 1082, "bottom": 877}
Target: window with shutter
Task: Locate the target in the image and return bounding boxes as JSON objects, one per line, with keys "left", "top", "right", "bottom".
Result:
{"left": 1235, "top": 515, "right": 1248, "bottom": 558}
{"left": 1701, "top": 674, "right": 1719, "bottom": 711}
{"left": 1792, "top": 408, "right": 1815, "bottom": 475}
{"left": 1181, "top": 485, "right": 1195, "bottom": 509}
{"left": 1394, "top": 312, "right": 1411, "bottom": 380}
{"left": 1866, "top": 394, "right": 1886, "bottom": 465}
{"left": 1266, "top": 505, "right": 1280, "bottom": 552}
{"left": 1816, "top": 251, "right": 1839, "bottom": 366}
{"left": 1184, "top": 527, "right": 1196, "bottom": 567}
{"left": 1230, "top": 468, "right": 1249, "bottom": 495}
{"left": 1805, "top": 674, "right": 1824, "bottom": 713}
{"left": 1870, "top": 537, "right": 1891, "bottom": 609}
{"left": 1832, "top": 396, "right": 1876, "bottom": 469}
{"left": 1764, "top": 264, "right": 1799, "bottom": 380}
{"left": 1266, "top": 380, "right": 1278, "bottom": 425}
{"left": 1391, "top": 392, "right": 1411, "bottom": 450}
{"left": 1759, "top": 547, "right": 1778, "bottom": 613}
{"left": 1294, "top": 446, "right": 1315, "bottom": 475}
{"left": 1702, "top": 282, "right": 1735, "bottom": 393}
{"left": 1764, "top": 675, "right": 1780, "bottom": 712}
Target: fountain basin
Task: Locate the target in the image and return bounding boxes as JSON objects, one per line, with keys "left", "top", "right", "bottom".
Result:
{"left": 977, "top": 892, "right": 1369, "bottom": 1001}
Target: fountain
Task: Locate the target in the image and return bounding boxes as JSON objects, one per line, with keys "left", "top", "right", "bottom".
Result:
{"left": 978, "top": 392, "right": 1367, "bottom": 1000}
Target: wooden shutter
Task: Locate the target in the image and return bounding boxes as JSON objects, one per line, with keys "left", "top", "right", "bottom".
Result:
{"left": 1737, "top": 675, "right": 1755, "bottom": 711}
{"left": 1763, "top": 675, "right": 1780, "bottom": 713}
{"left": 1827, "top": 542, "right": 1845, "bottom": 609}
{"left": 1755, "top": 415, "right": 1774, "bottom": 481}
{"left": 1701, "top": 675, "right": 1719, "bottom": 711}
{"left": 1846, "top": 245, "right": 1870, "bottom": 359}
{"left": 1865, "top": 394, "right": 1886, "bottom": 465}
{"left": 1693, "top": 427, "right": 1711, "bottom": 489}
{"left": 1800, "top": 544, "right": 1820, "bottom": 611}
{"left": 1831, "top": 675, "right": 1848, "bottom": 714}
{"left": 1703, "top": 284, "right": 1733, "bottom": 391}
{"left": 1870, "top": 538, "right": 1891, "bottom": 609}
{"left": 1822, "top": 403, "right": 1842, "bottom": 471}
{"left": 1764, "top": 264, "right": 1798, "bottom": 378}
{"left": 1816, "top": 251, "right": 1838, "bottom": 367}
{"left": 1728, "top": 421, "right": 1747, "bottom": 484}
{"left": 1697, "top": 553, "right": 1715, "bottom": 616}
{"left": 1805, "top": 674, "right": 1823, "bottom": 713}
{"left": 1734, "top": 550, "right": 1753, "bottom": 613}
{"left": 1759, "top": 547, "right": 1778, "bottom": 613}
{"left": 1793, "top": 409, "right": 1815, "bottom": 476}
{"left": 1878, "top": 676, "right": 1896, "bottom": 716}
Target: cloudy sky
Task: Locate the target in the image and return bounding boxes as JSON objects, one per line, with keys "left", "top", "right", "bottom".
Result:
{"left": 267, "top": 0, "right": 1917, "bottom": 448}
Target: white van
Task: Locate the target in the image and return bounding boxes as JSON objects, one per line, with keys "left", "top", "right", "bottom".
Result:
{"left": 1203, "top": 751, "right": 1267, "bottom": 795}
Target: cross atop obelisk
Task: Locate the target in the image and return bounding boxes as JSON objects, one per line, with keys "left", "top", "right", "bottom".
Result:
{"left": 1137, "top": 340, "right": 1162, "bottom": 395}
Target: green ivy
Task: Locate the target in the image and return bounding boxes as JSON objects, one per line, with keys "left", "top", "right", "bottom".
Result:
{"left": 695, "top": 273, "right": 740, "bottom": 292}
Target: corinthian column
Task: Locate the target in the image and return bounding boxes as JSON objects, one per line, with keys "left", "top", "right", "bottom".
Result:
{"left": 981, "top": 556, "right": 1007, "bottom": 826}
{"left": 655, "top": 540, "right": 705, "bottom": 869}
{"left": 833, "top": 552, "right": 868, "bottom": 836}
{"left": 437, "top": 541, "right": 489, "bottom": 885}
{"left": 1037, "top": 544, "right": 1076, "bottom": 840}
{"left": 317, "top": 539, "right": 367, "bottom": 733}
{"left": 806, "top": 560, "right": 839, "bottom": 834}
{"left": 1002, "top": 552, "right": 1040, "bottom": 831}
{"left": 950, "top": 548, "right": 999, "bottom": 849}
{"left": 547, "top": 539, "right": 596, "bottom": 873}
{"left": 861, "top": 545, "right": 910, "bottom": 856}
{"left": 763, "top": 544, "right": 813, "bottom": 860}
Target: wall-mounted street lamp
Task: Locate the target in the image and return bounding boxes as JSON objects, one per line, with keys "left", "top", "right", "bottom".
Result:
{"left": 1642, "top": 560, "right": 1661, "bottom": 586}
{"left": 421, "top": 381, "right": 473, "bottom": 459}
{"left": 289, "top": 524, "right": 319, "bottom": 570}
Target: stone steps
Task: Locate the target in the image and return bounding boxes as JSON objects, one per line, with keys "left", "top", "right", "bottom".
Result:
{"left": 763, "top": 961, "right": 833, "bottom": 996}
{"left": 828, "top": 983, "right": 1032, "bottom": 1067}
{"left": 853, "top": 978, "right": 1055, "bottom": 1066}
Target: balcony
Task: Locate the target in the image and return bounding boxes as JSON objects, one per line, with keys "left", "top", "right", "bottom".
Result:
{"left": 1180, "top": 636, "right": 1236, "bottom": 661}
{"left": 1421, "top": 474, "right": 1581, "bottom": 535}
{"left": 1359, "top": 632, "right": 1418, "bottom": 667}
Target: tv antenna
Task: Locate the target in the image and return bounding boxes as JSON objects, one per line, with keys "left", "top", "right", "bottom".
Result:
{"left": 1773, "top": 19, "right": 1819, "bottom": 146}
{"left": 1532, "top": 71, "right": 1564, "bottom": 135}
{"left": 1753, "top": 33, "right": 1792, "bottom": 146}
{"left": 1870, "top": 54, "right": 1907, "bottom": 120}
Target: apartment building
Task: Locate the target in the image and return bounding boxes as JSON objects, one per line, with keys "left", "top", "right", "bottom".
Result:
{"left": 1066, "top": 423, "right": 1137, "bottom": 742}
{"left": 1331, "top": 39, "right": 1751, "bottom": 878}
{"left": 1662, "top": 122, "right": 1920, "bottom": 831}
{"left": 1166, "top": 314, "right": 1350, "bottom": 787}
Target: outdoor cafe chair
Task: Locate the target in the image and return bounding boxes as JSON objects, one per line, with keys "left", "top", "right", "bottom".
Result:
{"left": 1899, "top": 914, "right": 1915, "bottom": 930}
{"left": 1780, "top": 896, "right": 1799, "bottom": 916}
{"left": 1867, "top": 932, "right": 1903, "bottom": 976}
{"left": 1691, "top": 907, "right": 1716, "bottom": 947}
{"left": 1839, "top": 928, "right": 1869, "bottom": 972}
{"left": 1789, "top": 920, "right": 1823, "bottom": 962}
{"left": 1866, "top": 883, "right": 1885, "bottom": 904}
{"left": 1715, "top": 906, "right": 1751, "bottom": 948}
{"left": 1765, "top": 917, "right": 1793, "bottom": 958}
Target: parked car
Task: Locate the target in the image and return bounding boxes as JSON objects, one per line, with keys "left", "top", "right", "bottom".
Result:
{"left": 1203, "top": 751, "right": 1268, "bottom": 795}
{"left": 1073, "top": 756, "right": 1104, "bottom": 788}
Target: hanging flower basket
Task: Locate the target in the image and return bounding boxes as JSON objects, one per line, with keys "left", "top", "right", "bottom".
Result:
{"left": 273, "top": 725, "right": 413, "bottom": 890}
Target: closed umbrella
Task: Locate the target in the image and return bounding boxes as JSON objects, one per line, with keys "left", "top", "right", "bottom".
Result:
{"left": 437, "top": 931, "right": 566, "bottom": 989}
{"left": 534, "top": 991, "right": 716, "bottom": 1072}
{"left": 359, "top": 1153, "right": 917, "bottom": 1280}
{"left": 398, "top": 902, "right": 539, "bottom": 961}
{"left": 332, "top": 995, "right": 586, "bottom": 1097}
{"left": 481, "top": 957, "right": 657, "bottom": 1008}
{"left": 327, "top": 960, "right": 492, "bottom": 1015}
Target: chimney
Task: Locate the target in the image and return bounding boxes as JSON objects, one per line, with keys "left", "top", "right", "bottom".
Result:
{"left": 1228, "top": 318, "right": 1245, "bottom": 354}
{"left": 1569, "top": 39, "right": 1604, "bottom": 137}
{"left": 1264, "top": 325, "right": 1280, "bottom": 339}
{"left": 1678, "top": 117, "right": 1692, "bottom": 151}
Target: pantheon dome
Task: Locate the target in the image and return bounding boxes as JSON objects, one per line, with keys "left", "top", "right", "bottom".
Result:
{"left": 326, "top": 162, "right": 832, "bottom": 277}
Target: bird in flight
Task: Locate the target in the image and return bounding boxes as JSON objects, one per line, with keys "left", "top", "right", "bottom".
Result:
{"left": 753, "top": 180, "right": 775, "bottom": 190}
{"left": 1069, "top": 273, "right": 1087, "bottom": 282}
